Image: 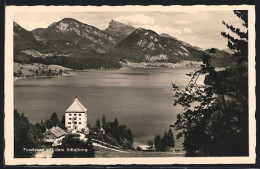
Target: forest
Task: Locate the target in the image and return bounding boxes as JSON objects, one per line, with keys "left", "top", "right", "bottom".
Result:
{"left": 172, "top": 10, "right": 249, "bottom": 156}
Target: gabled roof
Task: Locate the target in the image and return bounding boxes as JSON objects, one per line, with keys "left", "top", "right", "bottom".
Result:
{"left": 65, "top": 97, "right": 87, "bottom": 113}
{"left": 49, "top": 126, "right": 67, "bottom": 138}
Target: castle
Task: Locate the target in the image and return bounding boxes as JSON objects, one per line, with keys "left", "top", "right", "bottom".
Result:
{"left": 65, "top": 97, "right": 88, "bottom": 133}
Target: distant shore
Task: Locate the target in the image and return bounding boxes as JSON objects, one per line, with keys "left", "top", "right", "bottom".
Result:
{"left": 120, "top": 60, "right": 203, "bottom": 69}
{"left": 14, "top": 60, "right": 205, "bottom": 81}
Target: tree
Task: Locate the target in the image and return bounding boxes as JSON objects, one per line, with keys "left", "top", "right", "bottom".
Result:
{"left": 154, "top": 135, "right": 162, "bottom": 151}
{"left": 52, "top": 135, "right": 95, "bottom": 158}
{"left": 45, "top": 112, "right": 61, "bottom": 129}
{"left": 60, "top": 115, "right": 65, "bottom": 130}
{"left": 167, "top": 129, "right": 175, "bottom": 148}
{"left": 14, "top": 109, "right": 42, "bottom": 158}
{"left": 101, "top": 114, "right": 106, "bottom": 127}
{"left": 95, "top": 118, "right": 101, "bottom": 128}
{"left": 161, "top": 131, "right": 168, "bottom": 151}
{"left": 113, "top": 118, "right": 119, "bottom": 128}
{"left": 147, "top": 140, "right": 154, "bottom": 150}
{"left": 172, "top": 10, "right": 249, "bottom": 156}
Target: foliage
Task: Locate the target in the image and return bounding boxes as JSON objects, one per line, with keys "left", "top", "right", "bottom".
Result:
{"left": 14, "top": 49, "right": 122, "bottom": 70}
{"left": 60, "top": 115, "right": 66, "bottom": 130}
{"left": 52, "top": 135, "right": 94, "bottom": 158}
{"left": 14, "top": 109, "right": 43, "bottom": 158}
{"left": 33, "top": 112, "right": 64, "bottom": 133}
{"left": 90, "top": 115, "right": 134, "bottom": 150}
{"left": 44, "top": 112, "right": 61, "bottom": 129}
{"left": 151, "top": 129, "right": 175, "bottom": 151}
{"left": 172, "top": 10, "right": 248, "bottom": 156}
{"left": 147, "top": 140, "right": 154, "bottom": 150}
{"left": 154, "top": 135, "right": 162, "bottom": 151}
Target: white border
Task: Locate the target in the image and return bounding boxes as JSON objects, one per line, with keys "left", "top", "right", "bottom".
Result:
{"left": 5, "top": 5, "right": 256, "bottom": 165}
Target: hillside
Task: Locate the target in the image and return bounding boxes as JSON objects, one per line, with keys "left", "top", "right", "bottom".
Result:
{"left": 32, "top": 18, "right": 116, "bottom": 53}
{"left": 204, "top": 48, "right": 236, "bottom": 67}
{"left": 112, "top": 28, "right": 204, "bottom": 63}
{"left": 14, "top": 22, "right": 43, "bottom": 51}
{"left": 104, "top": 20, "right": 136, "bottom": 43}
{"left": 94, "top": 145, "right": 185, "bottom": 158}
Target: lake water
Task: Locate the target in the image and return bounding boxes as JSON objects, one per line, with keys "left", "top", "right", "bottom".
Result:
{"left": 14, "top": 67, "right": 204, "bottom": 148}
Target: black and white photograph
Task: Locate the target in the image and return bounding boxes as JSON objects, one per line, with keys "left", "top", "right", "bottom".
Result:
{"left": 4, "top": 5, "right": 256, "bottom": 165}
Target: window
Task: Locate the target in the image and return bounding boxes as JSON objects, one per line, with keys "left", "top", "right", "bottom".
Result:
{"left": 79, "top": 122, "right": 81, "bottom": 124}
{"left": 74, "top": 122, "right": 77, "bottom": 124}
{"left": 69, "top": 114, "right": 72, "bottom": 116}
{"left": 79, "top": 114, "right": 81, "bottom": 116}
{"left": 74, "top": 117, "right": 77, "bottom": 120}
{"left": 74, "top": 114, "right": 76, "bottom": 116}
{"left": 79, "top": 118, "right": 81, "bottom": 120}
{"left": 69, "top": 118, "right": 71, "bottom": 120}
{"left": 68, "top": 122, "right": 71, "bottom": 124}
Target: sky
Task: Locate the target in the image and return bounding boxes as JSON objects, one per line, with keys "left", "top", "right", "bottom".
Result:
{"left": 14, "top": 10, "right": 244, "bottom": 50}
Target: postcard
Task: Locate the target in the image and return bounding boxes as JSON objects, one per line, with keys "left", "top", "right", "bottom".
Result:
{"left": 4, "top": 5, "right": 256, "bottom": 165}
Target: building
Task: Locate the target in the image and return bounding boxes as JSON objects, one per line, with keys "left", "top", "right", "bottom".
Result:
{"left": 65, "top": 97, "right": 88, "bottom": 133}
{"left": 43, "top": 126, "right": 67, "bottom": 144}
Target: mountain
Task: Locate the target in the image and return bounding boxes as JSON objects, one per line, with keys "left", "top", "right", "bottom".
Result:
{"left": 13, "top": 20, "right": 121, "bottom": 69}
{"left": 160, "top": 33, "right": 202, "bottom": 50}
{"left": 204, "top": 48, "right": 235, "bottom": 67}
{"left": 13, "top": 22, "right": 42, "bottom": 50}
{"left": 13, "top": 18, "right": 233, "bottom": 69}
{"left": 113, "top": 28, "right": 204, "bottom": 62}
{"left": 160, "top": 33, "right": 177, "bottom": 40}
{"left": 32, "top": 18, "right": 116, "bottom": 53}
{"left": 104, "top": 20, "right": 136, "bottom": 43}
{"left": 222, "top": 48, "right": 235, "bottom": 54}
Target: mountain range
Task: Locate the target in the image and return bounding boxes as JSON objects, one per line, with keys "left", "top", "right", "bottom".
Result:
{"left": 13, "top": 18, "right": 234, "bottom": 69}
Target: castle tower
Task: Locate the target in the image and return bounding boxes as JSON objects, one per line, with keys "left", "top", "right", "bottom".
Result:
{"left": 65, "top": 97, "right": 87, "bottom": 133}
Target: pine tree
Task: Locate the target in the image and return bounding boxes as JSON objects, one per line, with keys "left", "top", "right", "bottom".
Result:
{"left": 167, "top": 129, "right": 175, "bottom": 148}
{"left": 101, "top": 114, "right": 106, "bottom": 127}
{"left": 161, "top": 131, "right": 168, "bottom": 151}
{"left": 154, "top": 135, "right": 162, "bottom": 151}
{"left": 95, "top": 118, "right": 101, "bottom": 128}
{"left": 60, "top": 115, "right": 65, "bottom": 129}
{"left": 173, "top": 10, "right": 249, "bottom": 156}
{"left": 45, "top": 112, "right": 61, "bottom": 129}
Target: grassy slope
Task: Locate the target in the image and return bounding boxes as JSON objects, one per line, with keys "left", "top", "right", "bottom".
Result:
{"left": 94, "top": 146, "right": 185, "bottom": 158}
{"left": 14, "top": 62, "right": 72, "bottom": 76}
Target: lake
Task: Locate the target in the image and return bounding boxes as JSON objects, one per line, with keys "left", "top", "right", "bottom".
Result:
{"left": 14, "top": 67, "right": 204, "bottom": 149}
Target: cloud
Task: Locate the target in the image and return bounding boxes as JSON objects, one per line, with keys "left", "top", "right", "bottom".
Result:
{"left": 146, "top": 26, "right": 192, "bottom": 35}
{"left": 174, "top": 20, "right": 193, "bottom": 25}
{"left": 114, "top": 14, "right": 154, "bottom": 26}
{"left": 183, "top": 28, "right": 192, "bottom": 34}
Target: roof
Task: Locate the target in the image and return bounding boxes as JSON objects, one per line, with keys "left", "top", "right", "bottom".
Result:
{"left": 49, "top": 126, "right": 67, "bottom": 138}
{"left": 65, "top": 97, "right": 87, "bottom": 113}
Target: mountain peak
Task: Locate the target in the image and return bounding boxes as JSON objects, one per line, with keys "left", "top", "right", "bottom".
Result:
{"left": 104, "top": 20, "right": 136, "bottom": 42}
{"left": 60, "top": 18, "right": 79, "bottom": 22}
{"left": 48, "top": 18, "right": 83, "bottom": 31}
{"left": 13, "top": 21, "right": 29, "bottom": 32}
{"left": 108, "top": 20, "right": 134, "bottom": 29}
{"left": 13, "top": 21, "right": 19, "bottom": 27}
{"left": 133, "top": 28, "right": 159, "bottom": 37}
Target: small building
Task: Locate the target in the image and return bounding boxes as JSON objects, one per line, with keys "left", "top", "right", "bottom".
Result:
{"left": 65, "top": 97, "right": 88, "bottom": 133}
{"left": 43, "top": 126, "right": 67, "bottom": 144}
